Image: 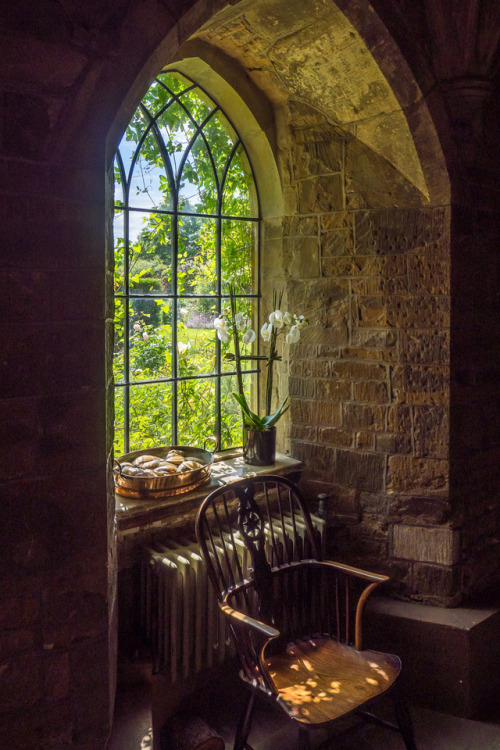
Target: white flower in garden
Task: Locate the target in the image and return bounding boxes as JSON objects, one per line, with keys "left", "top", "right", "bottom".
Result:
{"left": 269, "top": 310, "right": 283, "bottom": 328}
{"left": 283, "top": 311, "right": 292, "bottom": 325}
{"left": 133, "top": 323, "right": 141, "bottom": 331}
{"left": 242, "top": 328, "right": 256, "bottom": 345}
{"left": 177, "top": 341, "right": 190, "bottom": 354}
{"left": 214, "top": 316, "right": 226, "bottom": 330}
{"left": 142, "top": 332, "right": 149, "bottom": 340}
{"left": 217, "top": 327, "right": 230, "bottom": 343}
{"left": 261, "top": 322, "right": 271, "bottom": 342}
{"left": 286, "top": 325, "right": 301, "bottom": 344}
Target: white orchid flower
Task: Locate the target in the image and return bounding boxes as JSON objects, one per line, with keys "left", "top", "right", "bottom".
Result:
{"left": 269, "top": 310, "right": 283, "bottom": 328}
{"left": 286, "top": 325, "right": 301, "bottom": 344}
{"left": 261, "top": 322, "right": 271, "bottom": 342}
{"left": 217, "top": 327, "right": 230, "bottom": 343}
{"left": 235, "top": 312, "right": 247, "bottom": 331}
{"left": 283, "top": 311, "right": 292, "bottom": 325}
{"left": 294, "top": 314, "right": 307, "bottom": 329}
{"left": 242, "top": 328, "right": 256, "bottom": 345}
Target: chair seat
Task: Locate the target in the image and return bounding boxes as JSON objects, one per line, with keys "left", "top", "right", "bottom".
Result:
{"left": 264, "top": 637, "right": 402, "bottom": 726}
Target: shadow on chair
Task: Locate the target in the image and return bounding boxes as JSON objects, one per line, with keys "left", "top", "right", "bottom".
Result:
{"left": 195, "top": 474, "right": 417, "bottom": 750}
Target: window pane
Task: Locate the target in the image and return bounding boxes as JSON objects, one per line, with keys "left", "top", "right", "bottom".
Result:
{"left": 177, "top": 299, "right": 217, "bottom": 377}
{"left": 220, "top": 372, "right": 255, "bottom": 450}
{"left": 155, "top": 100, "right": 198, "bottom": 180}
{"left": 222, "top": 144, "right": 257, "bottom": 218}
{"left": 178, "top": 135, "right": 217, "bottom": 214}
{"left": 178, "top": 87, "right": 215, "bottom": 128}
{"left": 127, "top": 129, "right": 173, "bottom": 210}
{"left": 114, "top": 388, "right": 125, "bottom": 456}
{"left": 129, "top": 383, "right": 172, "bottom": 450}
{"left": 142, "top": 78, "right": 173, "bottom": 118}
{"left": 114, "top": 297, "right": 126, "bottom": 383}
{"left": 159, "top": 71, "right": 192, "bottom": 96}
{"left": 129, "top": 298, "right": 172, "bottom": 381}
{"left": 177, "top": 376, "right": 216, "bottom": 446}
{"left": 221, "top": 219, "right": 255, "bottom": 295}
{"left": 129, "top": 212, "right": 172, "bottom": 295}
{"left": 204, "top": 110, "right": 237, "bottom": 184}
{"left": 114, "top": 209, "right": 125, "bottom": 295}
{"left": 178, "top": 215, "right": 216, "bottom": 296}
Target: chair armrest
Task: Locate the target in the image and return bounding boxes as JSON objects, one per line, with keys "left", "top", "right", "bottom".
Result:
{"left": 278, "top": 559, "right": 388, "bottom": 651}
{"left": 220, "top": 602, "right": 280, "bottom": 640}
{"left": 310, "top": 559, "right": 389, "bottom": 584}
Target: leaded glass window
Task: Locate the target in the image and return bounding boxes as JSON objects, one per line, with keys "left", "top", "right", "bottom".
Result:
{"left": 113, "top": 70, "right": 260, "bottom": 454}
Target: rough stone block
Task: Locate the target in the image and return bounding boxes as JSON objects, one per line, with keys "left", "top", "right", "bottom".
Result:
{"left": 413, "top": 405, "right": 449, "bottom": 458}
{"left": 297, "top": 174, "right": 344, "bottom": 213}
{"left": 399, "top": 329, "right": 450, "bottom": 364}
{"left": 291, "top": 423, "right": 317, "bottom": 441}
{"left": 302, "top": 358, "right": 330, "bottom": 378}
{"left": 375, "top": 431, "right": 412, "bottom": 454}
{"left": 336, "top": 449, "right": 384, "bottom": 492}
{"left": 315, "top": 379, "right": 351, "bottom": 400}
{"left": 288, "top": 376, "right": 315, "bottom": 399}
{"left": 343, "top": 404, "right": 386, "bottom": 430}
{"left": 292, "top": 138, "right": 343, "bottom": 179}
{"left": 387, "top": 295, "right": 450, "bottom": 328}
{"left": 290, "top": 440, "right": 335, "bottom": 472}
{"left": 357, "top": 295, "right": 387, "bottom": 326}
{"left": 356, "top": 431, "right": 375, "bottom": 449}
{"left": 352, "top": 380, "right": 389, "bottom": 402}
{"left": 318, "top": 427, "right": 353, "bottom": 447}
{"left": 283, "top": 235, "right": 320, "bottom": 278}
{"left": 392, "top": 365, "right": 449, "bottom": 405}
{"left": 387, "top": 455, "right": 449, "bottom": 491}
{"left": 412, "top": 562, "right": 459, "bottom": 598}
{"left": 290, "top": 398, "right": 341, "bottom": 426}
{"left": 282, "top": 215, "right": 318, "bottom": 236}
{"left": 388, "top": 493, "right": 450, "bottom": 525}
{"left": 320, "top": 228, "right": 352, "bottom": 257}
{"left": 333, "top": 360, "right": 387, "bottom": 380}
{"left": 392, "top": 523, "right": 459, "bottom": 564}
{"left": 408, "top": 255, "right": 450, "bottom": 294}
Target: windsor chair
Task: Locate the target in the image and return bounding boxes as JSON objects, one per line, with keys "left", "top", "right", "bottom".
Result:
{"left": 195, "top": 475, "right": 416, "bottom": 750}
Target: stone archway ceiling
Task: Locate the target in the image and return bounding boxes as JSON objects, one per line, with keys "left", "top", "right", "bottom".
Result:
{"left": 192, "top": 0, "right": 429, "bottom": 199}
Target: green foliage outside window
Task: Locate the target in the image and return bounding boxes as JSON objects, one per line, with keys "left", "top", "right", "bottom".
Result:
{"left": 113, "top": 70, "right": 259, "bottom": 455}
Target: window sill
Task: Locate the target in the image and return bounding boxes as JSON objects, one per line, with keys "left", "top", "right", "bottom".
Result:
{"left": 115, "top": 449, "right": 302, "bottom": 536}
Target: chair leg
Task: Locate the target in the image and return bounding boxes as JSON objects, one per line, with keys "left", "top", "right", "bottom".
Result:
{"left": 298, "top": 726, "right": 310, "bottom": 750}
{"left": 234, "top": 688, "right": 257, "bottom": 750}
{"left": 392, "top": 689, "right": 417, "bottom": 750}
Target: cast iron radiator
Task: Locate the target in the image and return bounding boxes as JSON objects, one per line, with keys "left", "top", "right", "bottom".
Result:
{"left": 142, "top": 511, "right": 325, "bottom": 682}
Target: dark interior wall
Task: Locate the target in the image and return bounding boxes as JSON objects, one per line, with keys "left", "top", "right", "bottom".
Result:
{"left": 1, "top": 1, "right": 499, "bottom": 748}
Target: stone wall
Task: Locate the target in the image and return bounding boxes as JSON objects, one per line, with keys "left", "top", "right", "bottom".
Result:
{"left": 260, "top": 101, "right": 454, "bottom": 602}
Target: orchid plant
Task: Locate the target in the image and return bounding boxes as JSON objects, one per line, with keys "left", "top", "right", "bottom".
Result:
{"left": 214, "top": 287, "right": 307, "bottom": 431}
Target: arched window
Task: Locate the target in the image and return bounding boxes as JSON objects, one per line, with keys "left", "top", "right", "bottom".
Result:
{"left": 113, "top": 70, "right": 260, "bottom": 454}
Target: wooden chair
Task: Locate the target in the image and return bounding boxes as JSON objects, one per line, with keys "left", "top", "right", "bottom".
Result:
{"left": 195, "top": 475, "right": 417, "bottom": 750}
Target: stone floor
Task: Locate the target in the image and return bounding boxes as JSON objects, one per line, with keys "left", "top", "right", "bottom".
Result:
{"left": 108, "top": 668, "right": 500, "bottom": 750}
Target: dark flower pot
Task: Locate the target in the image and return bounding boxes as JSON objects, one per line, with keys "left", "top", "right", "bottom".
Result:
{"left": 243, "top": 427, "right": 276, "bottom": 466}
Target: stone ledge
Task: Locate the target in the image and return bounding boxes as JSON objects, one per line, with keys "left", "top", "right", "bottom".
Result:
{"left": 364, "top": 596, "right": 500, "bottom": 719}
{"left": 116, "top": 451, "right": 302, "bottom": 534}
